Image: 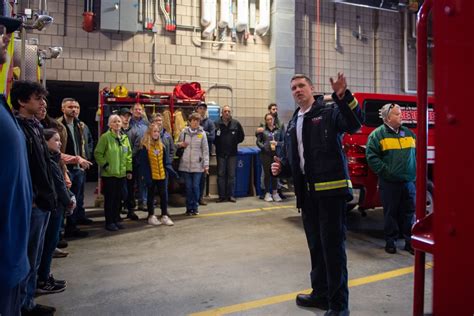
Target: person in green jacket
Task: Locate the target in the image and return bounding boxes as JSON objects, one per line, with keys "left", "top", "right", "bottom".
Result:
{"left": 94, "top": 114, "right": 133, "bottom": 231}
{"left": 366, "top": 103, "right": 416, "bottom": 255}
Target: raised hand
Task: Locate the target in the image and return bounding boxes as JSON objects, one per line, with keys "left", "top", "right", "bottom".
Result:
{"left": 329, "top": 72, "right": 347, "bottom": 100}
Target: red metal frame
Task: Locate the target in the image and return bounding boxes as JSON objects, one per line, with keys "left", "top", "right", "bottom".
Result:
{"left": 413, "top": 0, "right": 474, "bottom": 315}
{"left": 412, "top": 1, "right": 432, "bottom": 315}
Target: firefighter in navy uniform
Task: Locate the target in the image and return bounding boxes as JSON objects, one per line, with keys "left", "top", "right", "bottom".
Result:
{"left": 272, "top": 73, "right": 363, "bottom": 316}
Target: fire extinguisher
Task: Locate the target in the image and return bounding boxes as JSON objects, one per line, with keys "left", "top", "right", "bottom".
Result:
{"left": 82, "top": 0, "right": 95, "bottom": 32}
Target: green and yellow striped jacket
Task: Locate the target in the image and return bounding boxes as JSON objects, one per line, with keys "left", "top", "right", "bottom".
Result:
{"left": 366, "top": 124, "right": 416, "bottom": 182}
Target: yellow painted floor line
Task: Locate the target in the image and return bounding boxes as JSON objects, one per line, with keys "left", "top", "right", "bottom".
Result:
{"left": 198, "top": 205, "right": 293, "bottom": 217}
{"left": 189, "top": 263, "right": 433, "bottom": 316}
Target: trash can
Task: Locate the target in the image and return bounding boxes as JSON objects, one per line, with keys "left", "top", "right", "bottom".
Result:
{"left": 234, "top": 147, "right": 254, "bottom": 197}
{"left": 245, "top": 147, "right": 263, "bottom": 197}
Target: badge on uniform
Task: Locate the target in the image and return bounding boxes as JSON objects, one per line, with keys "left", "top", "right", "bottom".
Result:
{"left": 123, "top": 146, "right": 128, "bottom": 153}
{"left": 400, "top": 130, "right": 405, "bottom": 137}
{"left": 154, "top": 149, "right": 160, "bottom": 155}
{"left": 216, "top": 130, "right": 221, "bottom": 136}
{"left": 197, "top": 134, "right": 203, "bottom": 139}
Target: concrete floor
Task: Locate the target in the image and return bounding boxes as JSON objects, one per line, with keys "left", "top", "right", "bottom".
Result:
{"left": 37, "top": 186, "right": 432, "bottom": 316}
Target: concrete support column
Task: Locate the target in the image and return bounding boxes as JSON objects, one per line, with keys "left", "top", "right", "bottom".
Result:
{"left": 269, "top": 0, "right": 296, "bottom": 123}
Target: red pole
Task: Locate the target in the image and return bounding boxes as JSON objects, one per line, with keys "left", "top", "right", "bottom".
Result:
{"left": 414, "top": 0, "right": 432, "bottom": 315}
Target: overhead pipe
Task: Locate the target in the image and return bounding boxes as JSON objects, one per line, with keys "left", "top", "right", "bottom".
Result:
{"left": 218, "top": 0, "right": 230, "bottom": 28}
{"left": 152, "top": 35, "right": 235, "bottom": 107}
{"left": 191, "top": 0, "right": 237, "bottom": 47}
{"left": 202, "top": 0, "right": 216, "bottom": 38}
{"left": 255, "top": 0, "right": 269, "bottom": 36}
{"left": 236, "top": 0, "right": 249, "bottom": 32}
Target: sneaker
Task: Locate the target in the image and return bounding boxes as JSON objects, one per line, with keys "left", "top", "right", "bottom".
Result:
{"left": 53, "top": 248, "right": 69, "bottom": 258}
{"left": 192, "top": 210, "right": 200, "bottom": 215}
{"left": 105, "top": 223, "right": 119, "bottom": 231}
{"left": 264, "top": 193, "right": 273, "bottom": 202}
{"left": 48, "top": 274, "right": 67, "bottom": 286}
{"left": 22, "top": 304, "right": 56, "bottom": 315}
{"left": 385, "top": 242, "right": 397, "bottom": 254}
{"left": 272, "top": 193, "right": 282, "bottom": 202}
{"left": 198, "top": 198, "right": 208, "bottom": 206}
{"left": 115, "top": 222, "right": 125, "bottom": 229}
{"left": 137, "top": 203, "right": 146, "bottom": 211}
{"left": 216, "top": 198, "right": 227, "bottom": 203}
{"left": 228, "top": 196, "right": 237, "bottom": 203}
{"left": 148, "top": 215, "right": 162, "bottom": 226}
{"left": 404, "top": 243, "right": 415, "bottom": 255}
{"left": 278, "top": 190, "right": 288, "bottom": 200}
{"left": 56, "top": 239, "right": 68, "bottom": 249}
{"left": 161, "top": 215, "right": 174, "bottom": 226}
{"left": 127, "top": 211, "right": 139, "bottom": 220}
{"left": 76, "top": 217, "right": 93, "bottom": 225}
{"left": 65, "top": 227, "right": 89, "bottom": 238}
{"left": 185, "top": 211, "right": 193, "bottom": 216}
{"left": 36, "top": 278, "right": 66, "bottom": 295}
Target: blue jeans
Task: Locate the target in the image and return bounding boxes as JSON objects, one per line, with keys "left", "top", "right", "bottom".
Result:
{"left": 21, "top": 207, "right": 50, "bottom": 311}
{"left": 68, "top": 168, "right": 85, "bottom": 224}
{"left": 217, "top": 155, "right": 237, "bottom": 199}
{"left": 38, "top": 209, "right": 64, "bottom": 282}
{"left": 133, "top": 159, "right": 147, "bottom": 205}
{"left": 0, "top": 280, "right": 23, "bottom": 316}
{"left": 183, "top": 172, "right": 202, "bottom": 212}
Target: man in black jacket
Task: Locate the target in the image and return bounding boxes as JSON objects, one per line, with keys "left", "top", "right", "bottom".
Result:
{"left": 11, "top": 80, "right": 58, "bottom": 316}
{"left": 272, "top": 73, "right": 363, "bottom": 316}
{"left": 214, "top": 105, "right": 245, "bottom": 202}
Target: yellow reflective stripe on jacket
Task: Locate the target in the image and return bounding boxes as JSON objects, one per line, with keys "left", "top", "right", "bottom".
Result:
{"left": 379, "top": 137, "right": 416, "bottom": 151}
{"left": 348, "top": 98, "right": 358, "bottom": 110}
{"left": 314, "top": 179, "right": 352, "bottom": 191}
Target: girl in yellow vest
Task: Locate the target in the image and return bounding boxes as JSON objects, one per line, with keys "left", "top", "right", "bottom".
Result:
{"left": 138, "top": 124, "right": 178, "bottom": 226}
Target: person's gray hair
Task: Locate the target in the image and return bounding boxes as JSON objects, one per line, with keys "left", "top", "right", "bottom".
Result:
{"left": 108, "top": 114, "right": 121, "bottom": 126}
{"left": 380, "top": 103, "right": 400, "bottom": 122}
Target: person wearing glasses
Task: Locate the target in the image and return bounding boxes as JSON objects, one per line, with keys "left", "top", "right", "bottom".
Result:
{"left": 366, "top": 103, "right": 416, "bottom": 255}
{"left": 272, "top": 73, "right": 362, "bottom": 316}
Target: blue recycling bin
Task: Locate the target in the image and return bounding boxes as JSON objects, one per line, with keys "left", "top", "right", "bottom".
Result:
{"left": 233, "top": 147, "right": 263, "bottom": 197}
{"left": 234, "top": 147, "right": 254, "bottom": 197}
{"left": 245, "top": 147, "right": 263, "bottom": 196}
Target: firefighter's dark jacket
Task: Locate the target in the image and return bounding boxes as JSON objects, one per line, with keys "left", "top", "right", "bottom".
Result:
{"left": 279, "top": 90, "right": 363, "bottom": 209}
{"left": 16, "top": 116, "right": 57, "bottom": 211}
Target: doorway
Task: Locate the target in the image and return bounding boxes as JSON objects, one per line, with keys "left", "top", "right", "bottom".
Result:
{"left": 46, "top": 80, "right": 100, "bottom": 181}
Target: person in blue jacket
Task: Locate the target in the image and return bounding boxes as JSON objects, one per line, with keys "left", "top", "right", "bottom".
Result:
{"left": 0, "top": 15, "right": 35, "bottom": 316}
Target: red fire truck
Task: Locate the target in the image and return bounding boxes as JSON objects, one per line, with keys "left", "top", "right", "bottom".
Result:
{"left": 343, "top": 92, "right": 435, "bottom": 214}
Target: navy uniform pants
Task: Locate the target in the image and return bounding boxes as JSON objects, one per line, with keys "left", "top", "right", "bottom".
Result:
{"left": 301, "top": 189, "right": 349, "bottom": 311}
{"left": 379, "top": 178, "right": 416, "bottom": 246}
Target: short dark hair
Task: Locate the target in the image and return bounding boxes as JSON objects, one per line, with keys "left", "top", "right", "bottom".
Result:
{"left": 61, "top": 97, "right": 77, "bottom": 106}
{"left": 291, "top": 74, "right": 313, "bottom": 85}
{"left": 10, "top": 81, "right": 48, "bottom": 110}
{"left": 268, "top": 103, "right": 277, "bottom": 110}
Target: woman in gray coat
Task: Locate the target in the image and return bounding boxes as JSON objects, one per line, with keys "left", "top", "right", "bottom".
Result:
{"left": 177, "top": 113, "right": 209, "bottom": 215}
